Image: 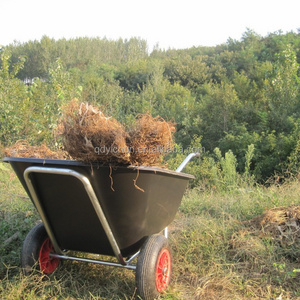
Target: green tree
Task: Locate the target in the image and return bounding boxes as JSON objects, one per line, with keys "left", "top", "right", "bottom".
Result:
{"left": 197, "top": 82, "right": 240, "bottom": 149}
{"left": 164, "top": 54, "right": 210, "bottom": 88}
{"left": 265, "top": 44, "right": 300, "bottom": 132}
{"left": 0, "top": 49, "right": 29, "bottom": 145}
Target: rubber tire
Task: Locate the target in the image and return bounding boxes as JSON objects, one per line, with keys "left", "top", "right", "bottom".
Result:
{"left": 21, "top": 222, "right": 59, "bottom": 275}
{"left": 136, "top": 234, "right": 172, "bottom": 300}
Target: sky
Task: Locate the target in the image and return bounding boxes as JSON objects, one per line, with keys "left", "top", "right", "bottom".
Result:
{"left": 0, "top": 0, "right": 299, "bottom": 51}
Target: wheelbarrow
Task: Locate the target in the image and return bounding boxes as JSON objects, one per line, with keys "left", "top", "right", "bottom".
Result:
{"left": 3, "top": 153, "right": 199, "bottom": 299}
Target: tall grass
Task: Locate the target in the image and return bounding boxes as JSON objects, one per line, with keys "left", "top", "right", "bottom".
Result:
{"left": 1, "top": 161, "right": 300, "bottom": 299}
{"left": 171, "top": 183, "right": 300, "bottom": 299}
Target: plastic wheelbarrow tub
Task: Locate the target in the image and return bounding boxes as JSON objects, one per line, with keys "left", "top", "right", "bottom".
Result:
{"left": 3, "top": 153, "right": 199, "bottom": 299}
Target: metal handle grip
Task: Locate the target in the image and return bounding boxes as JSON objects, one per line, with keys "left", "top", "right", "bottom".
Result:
{"left": 176, "top": 152, "right": 200, "bottom": 172}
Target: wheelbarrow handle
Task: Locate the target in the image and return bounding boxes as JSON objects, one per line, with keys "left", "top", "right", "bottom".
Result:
{"left": 164, "top": 152, "right": 200, "bottom": 239}
{"left": 176, "top": 152, "right": 200, "bottom": 172}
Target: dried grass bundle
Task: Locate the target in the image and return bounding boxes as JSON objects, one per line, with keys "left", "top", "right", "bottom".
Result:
{"left": 128, "top": 114, "right": 176, "bottom": 166}
{"left": 5, "top": 100, "right": 177, "bottom": 166}
{"left": 4, "top": 140, "right": 67, "bottom": 159}
{"left": 57, "top": 99, "right": 130, "bottom": 164}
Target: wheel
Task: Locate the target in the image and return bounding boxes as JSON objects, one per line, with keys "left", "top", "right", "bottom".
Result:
{"left": 136, "top": 234, "right": 172, "bottom": 299}
{"left": 21, "top": 222, "right": 60, "bottom": 275}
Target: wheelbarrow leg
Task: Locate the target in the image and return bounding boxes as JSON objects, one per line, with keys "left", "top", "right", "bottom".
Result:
{"left": 163, "top": 227, "right": 168, "bottom": 238}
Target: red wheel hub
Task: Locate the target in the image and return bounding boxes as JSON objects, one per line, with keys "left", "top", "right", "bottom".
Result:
{"left": 39, "top": 238, "right": 60, "bottom": 274}
{"left": 155, "top": 248, "right": 171, "bottom": 293}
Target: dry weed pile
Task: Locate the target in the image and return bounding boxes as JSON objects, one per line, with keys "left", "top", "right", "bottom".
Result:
{"left": 248, "top": 205, "right": 300, "bottom": 246}
{"left": 4, "top": 100, "right": 176, "bottom": 166}
{"left": 57, "top": 99, "right": 175, "bottom": 165}
{"left": 4, "top": 140, "right": 67, "bottom": 159}
{"left": 57, "top": 100, "right": 130, "bottom": 164}
{"left": 129, "top": 114, "right": 175, "bottom": 165}
{"left": 230, "top": 205, "right": 300, "bottom": 263}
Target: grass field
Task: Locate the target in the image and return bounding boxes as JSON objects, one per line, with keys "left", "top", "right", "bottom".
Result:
{"left": 1, "top": 162, "right": 300, "bottom": 299}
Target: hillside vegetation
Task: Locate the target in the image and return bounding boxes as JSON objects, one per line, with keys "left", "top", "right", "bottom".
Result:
{"left": 1, "top": 29, "right": 300, "bottom": 183}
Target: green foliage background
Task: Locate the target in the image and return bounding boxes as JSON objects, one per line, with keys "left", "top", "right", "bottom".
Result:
{"left": 1, "top": 29, "right": 300, "bottom": 184}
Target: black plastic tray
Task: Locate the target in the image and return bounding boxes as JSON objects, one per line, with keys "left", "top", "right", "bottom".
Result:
{"left": 4, "top": 157, "right": 193, "bottom": 257}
